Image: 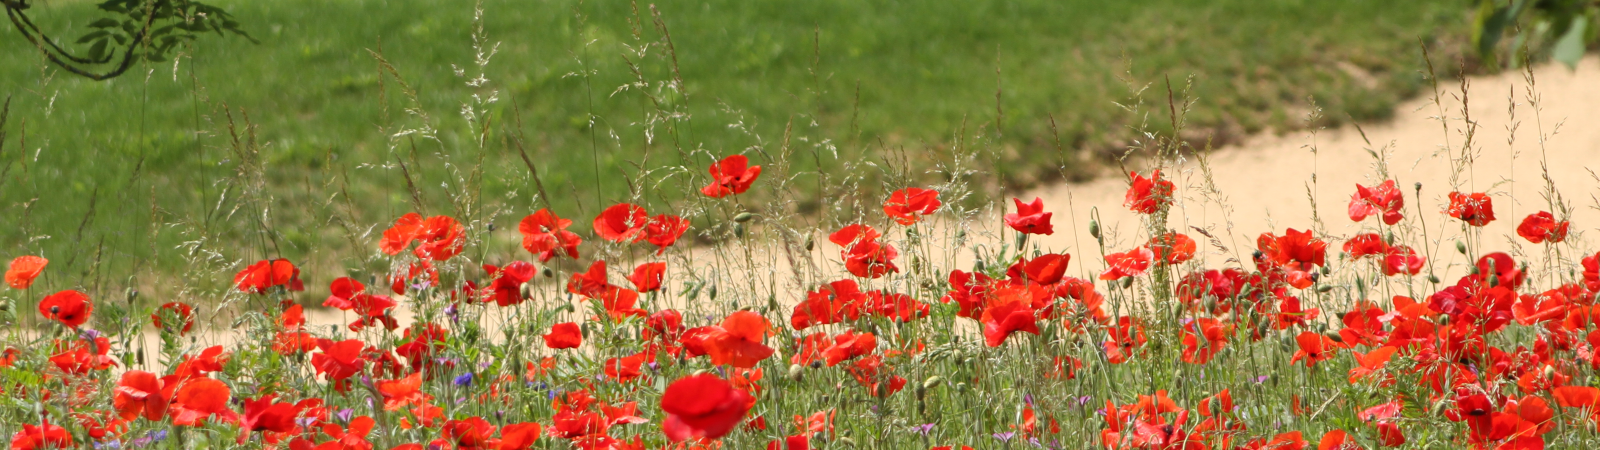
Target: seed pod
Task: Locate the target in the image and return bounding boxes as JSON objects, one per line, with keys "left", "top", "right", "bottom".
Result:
{"left": 1414, "top": 182, "right": 1423, "bottom": 192}
{"left": 733, "top": 212, "right": 756, "bottom": 223}
{"left": 487, "top": 223, "right": 497, "bottom": 232}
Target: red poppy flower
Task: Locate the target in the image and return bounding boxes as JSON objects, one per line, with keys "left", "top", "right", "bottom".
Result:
{"left": 239, "top": 394, "right": 300, "bottom": 444}
{"left": 311, "top": 339, "right": 367, "bottom": 389}
{"left": 318, "top": 416, "right": 376, "bottom": 450}
{"left": 38, "top": 289, "right": 92, "bottom": 328}
{"left": 172, "top": 345, "right": 229, "bottom": 380}
{"left": 1181, "top": 318, "right": 1233, "bottom": 364}
{"left": 643, "top": 214, "right": 691, "bottom": 254}
{"left": 821, "top": 331, "right": 877, "bottom": 366}
{"left": 49, "top": 335, "right": 115, "bottom": 374}
{"left": 1260, "top": 228, "right": 1327, "bottom": 268}
{"left": 768, "top": 435, "right": 810, "bottom": 450}
{"left": 1003, "top": 197, "right": 1054, "bottom": 235}
{"left": 883, "top": 188, "right": 942, "bottom": 225}
{"left": 234, "top": 259, "right": 304, "bottom": 294}
{"left": 701, "top": 154, "right": 762, "bottom": 198}
{"left": 544, "top": 322, "right": 583, "bottom": 350}
{"left": 1147, "top": 233, "right": 1196, "bottom": 265}
{"left": 829, "top": 224, "right": 898, "bottom": 278}
{"left": 483, "top": 262, "right": 537, "bottom": 306}
{"left": 519, "top": 209, "right": 582, "bottom": 262}
{"left": 980, "top": 297, "right": 1039, "bottom": 347}
{"left": 497, "top": 422, "right": 543, "bottom": 450}
{"left": 792, "top": 282, "right": 855, "bottom": 330}
{"left": 1290, "top": 331, "right": 1338, "bottom": 367}
{"left": 704, "top": 311, "right": 775, "bottom": 368}
{"left": 322, "top": 277, "right": 399, "bottom": 332}
{"left": 152, "top": 301, "right": 195, "bottom": 335}
{"left": 5, "top": 255, "right": 47, "bottom": 290}
{"left": 1124, "top": 170, "right": 1175, "bottom": 214}
{"left": 443, "top": 417, "right": 497, "bottom": 450}
{"left": 9, "top": 421, "right": 73, "bottom": 450}
{"left": 1342, "top": 233, "right": 1388, "bottom": 259}
{"left": 377, "top": 372, "right": 429, "bottom": 411}
{"left": 171, "top": 377, "right": 238, "bottom": 426}
{"left": 1348, "top": 180, "right": 1404, "bottom": 225}
{"left": 660, "top": 374, "right": 755, "bottom": 441}
{"left": 594, "top": 203, "right": 649, "bottom": 243}
{"left": 1018, "top": 254, "right": 1070, "bottom": 285}
{"left": 113, "top": 370, "right": 168, "bottom": 421}
{"left": 1317, "top": 430, "right": 1358, "bottom": 450}
{"left": 604, "top": 351, "right": 651, "bottom": 383}
{"left": 1104, "top": 317, "right": 1147, "bottom": 364}
{"left": 1447, "top": 192, "right": 1496, "bottom": 226}
{"left": 1099, "top": 247, "right": 1154, "bottom": 280}
{"left": 628, "top": 262, "right": 666, "bottom": 293}
{"left": 381, "top": 213, "right": 467, "bottom": 261}
{"left": 1381, "top": 245, "right": 1425, "bottom": 276}
{"left": 1474, "top": 252, "right": 1525, "bottom": 291}
{"left": 1516, "top": 211, "right": 1568, "bottom": 243}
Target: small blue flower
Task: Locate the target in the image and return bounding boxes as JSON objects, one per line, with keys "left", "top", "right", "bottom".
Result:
{"left": 455, "top": 372, "right": 475, "bottom": 387}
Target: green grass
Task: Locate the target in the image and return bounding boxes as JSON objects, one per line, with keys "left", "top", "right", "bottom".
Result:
{"left": 0, "top": 0, "right": 1466, "bottom": 285}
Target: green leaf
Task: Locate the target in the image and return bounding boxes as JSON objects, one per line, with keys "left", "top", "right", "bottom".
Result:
{"left": 75, "top": 30, "right": 110, "bottom": 44}
{"left": 1474, "top": 4, "right": 1511, "bottom": 59}
{"left": 1552, "top": 17, "right": 1587, "bottom": 70}
{"left": 87, "top": 40, "right": 109, "bottom": 62}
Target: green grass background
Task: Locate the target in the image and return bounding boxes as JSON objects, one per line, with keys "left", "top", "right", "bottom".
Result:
{"left": 0, "top": 0, "right": 1465, "bottom": 288}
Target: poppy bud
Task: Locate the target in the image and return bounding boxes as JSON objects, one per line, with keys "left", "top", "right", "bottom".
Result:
{"left": 1428, "top": 275, "right": 1440, "bottom": 284}
{"left": 708, "top": 283, "right": 718, "bottom": 300}
{"left": 1319, "top": 265, "right": 1330, "bottom": 275}
{"left": 1013, "top": 233, "right": 1028, "bottom": 251}
{"left": 955, "top": 382, "right": 967, "bottom": 393}
{"left": 733, "top": 212, "right": 756, "bottom": 223}
{"left": 1120, "top": 277, "right": 1134, "bottom": 289}
{"left": 805, "top": 236, "right": 815, "bottom": 251}
{"left": 542, "top": 267, "right": 554, "bottom": 278}
{"left": 1089, "top": 220, "right": 1101, "bottom": 239}
{"left": 734, "top": 223, "right": 746, "bottom": 238}
{"left": 837, "top": 437, "right": 855, "bottom": 446}
{"left": 487, "top": 223, "right": 496, "bottom": 231}
{"left": 788, "top": 364, "right": 804, "bottom": 381}
{"left": 1455, "top": 241, "right": 1467, "bottom": 255}
{"left": 1316, "top": 285, "right": 1333, "bottom": 293}
{"left": 923, "top": 376, "right": 943, "bottom": 390}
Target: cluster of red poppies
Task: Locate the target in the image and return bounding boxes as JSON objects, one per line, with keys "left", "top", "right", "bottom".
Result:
{"left": 5, "top": 155, "right": 1600, "bottom": 450}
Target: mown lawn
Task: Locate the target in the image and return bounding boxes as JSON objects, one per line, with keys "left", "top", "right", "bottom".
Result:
{"left": 0, "top": 0, "right": 1465, "bottom": 283}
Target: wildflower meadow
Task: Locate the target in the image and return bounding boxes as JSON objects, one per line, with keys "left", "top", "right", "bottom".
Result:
{"left": 5, "top": 1, "right": 1600, "bottom": 450}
